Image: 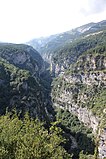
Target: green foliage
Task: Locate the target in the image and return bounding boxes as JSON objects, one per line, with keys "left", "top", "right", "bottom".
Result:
{"left": 52, "top": 30, "right": 106, "bottom": 69}
{"left": 89, "top": 88, "right": 106, "bottom": 117}
{"left": 0, "top": 112, "right": 72, "bottom": 159}
{"left": 79, "top": 151, "right": 94, "bottom": 159}
{"left": 56, "top": 109, "right": 90, "bottom": 133}
{"left": 56, "top": 109, "right": 95, "bottom": 158}
{"left": 0, "top": 43, "right": 43, "bottom": 74}
{"left": 0, "top": 58, "right": 29, "bottom": 113}
{"left": 0, "top": 58, "right": 50, "bottom": 120}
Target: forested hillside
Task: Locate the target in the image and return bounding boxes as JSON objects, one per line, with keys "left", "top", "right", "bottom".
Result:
{"left": 51, "top": 39, "right": 106, "bottom": 158}
{"left": 0, "top": 44, "right": 53, "bottom": 120}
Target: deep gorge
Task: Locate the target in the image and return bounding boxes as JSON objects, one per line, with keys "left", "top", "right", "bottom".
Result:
{"left": 0, "top": 20, "right": 106, "bottom": 159}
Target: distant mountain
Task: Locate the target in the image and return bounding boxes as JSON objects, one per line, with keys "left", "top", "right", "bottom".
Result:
{"left": 27, "top": 20, "right": 106, "bottom": 62}
{"left": 73, "top": 20, "right": 106, "bottom": 34}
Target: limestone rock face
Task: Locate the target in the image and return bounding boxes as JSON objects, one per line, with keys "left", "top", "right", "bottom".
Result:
{"left": 52, "top": 53, "right": 106, "bottom": 158}
{"left": 0, "top": 44, "right": 45, "bottom": 76}
{"left": 98, "top": 129, "right": 106, "bottom": 159}
{"left": 50, "top": 63, "right": 66, "bottom": 76}
{"left": 50, "top": 52, "right": 106, "bottom": 77}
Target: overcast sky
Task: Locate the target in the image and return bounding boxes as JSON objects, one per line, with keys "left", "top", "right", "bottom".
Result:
{"left": 0, "top": 0, "right": 106, "bottom": 43}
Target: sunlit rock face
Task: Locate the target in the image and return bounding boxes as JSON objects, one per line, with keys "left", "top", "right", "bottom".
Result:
{"left": 98, "top": 129, "right": 106, "bottom": 159}
{"left": 52, "top": 52, "right": 106, "bottom": 158}
{"left": 0, "top": 44, "right": 45, "bottom": 76}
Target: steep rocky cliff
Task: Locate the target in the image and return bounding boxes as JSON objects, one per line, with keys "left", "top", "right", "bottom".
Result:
{"left": 52, "top": 47, "right": 106, "bottom": 158}
{"left": 0, "top": 44, "right": 45, "bottom": 76}
{"left": 0, "top": 44, "right": 53, "bottom": 121}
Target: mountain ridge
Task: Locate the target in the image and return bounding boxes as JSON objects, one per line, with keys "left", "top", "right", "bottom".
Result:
{"left": 27, "top": 20, "right": 106, "bottom": 63}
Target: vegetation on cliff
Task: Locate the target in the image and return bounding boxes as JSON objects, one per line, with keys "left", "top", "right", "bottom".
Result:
{"left": 0, "top": 44, "right": 53, "bottom": 120}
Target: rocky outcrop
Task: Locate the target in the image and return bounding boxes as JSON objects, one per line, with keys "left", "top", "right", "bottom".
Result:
{"left": 98, "top": 128, "right": 106, "bottom": 159}
{"left": 50, "top": 49, "right": 106, "bottom": 77}
{"left": 0, "top": 44, "right": 45, "bottom": 76}
{"left": 50, "top": 63, "right": 66, "bottom": 76}
{"left": 54, "top": 101, "right": 99, "bottom": 133}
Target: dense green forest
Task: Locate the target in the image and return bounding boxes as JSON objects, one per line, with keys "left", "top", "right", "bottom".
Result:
{"left": 0, "top": 110, "right": 97, "bottom": 159}
{"left": 0, "top": 111, "right": 72, "bottom": 159}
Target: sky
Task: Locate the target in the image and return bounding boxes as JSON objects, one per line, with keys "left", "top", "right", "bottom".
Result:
{"left": 0, "top": 0, "right": 106, "bottom": 43}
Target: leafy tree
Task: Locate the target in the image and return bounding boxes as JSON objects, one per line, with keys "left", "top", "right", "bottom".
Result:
{"left": 0, "top": 112, "right": 72, "bottom": 159}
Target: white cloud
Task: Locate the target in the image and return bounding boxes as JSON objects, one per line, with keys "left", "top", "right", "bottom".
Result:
{"left": 81, "top": 0, "right": 106, "bottom": 15}
{"left": 0, "top": 0, "right": 106, "bottom": 43}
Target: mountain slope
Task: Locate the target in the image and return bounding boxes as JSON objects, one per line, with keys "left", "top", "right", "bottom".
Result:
{"left": 0, "top": 44, "right": 53, "bottom": 121}
{"left": 0, "top": 44, "right": 45, "bottom": 76}
{"left": 27, "top": 20, "right": 106, "bottom": 63}
{"left": 50, "top": 30, "right": 106, "bottom": 76}
{"left": 52, "top": 45, "right": 106, "bottom": 158}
